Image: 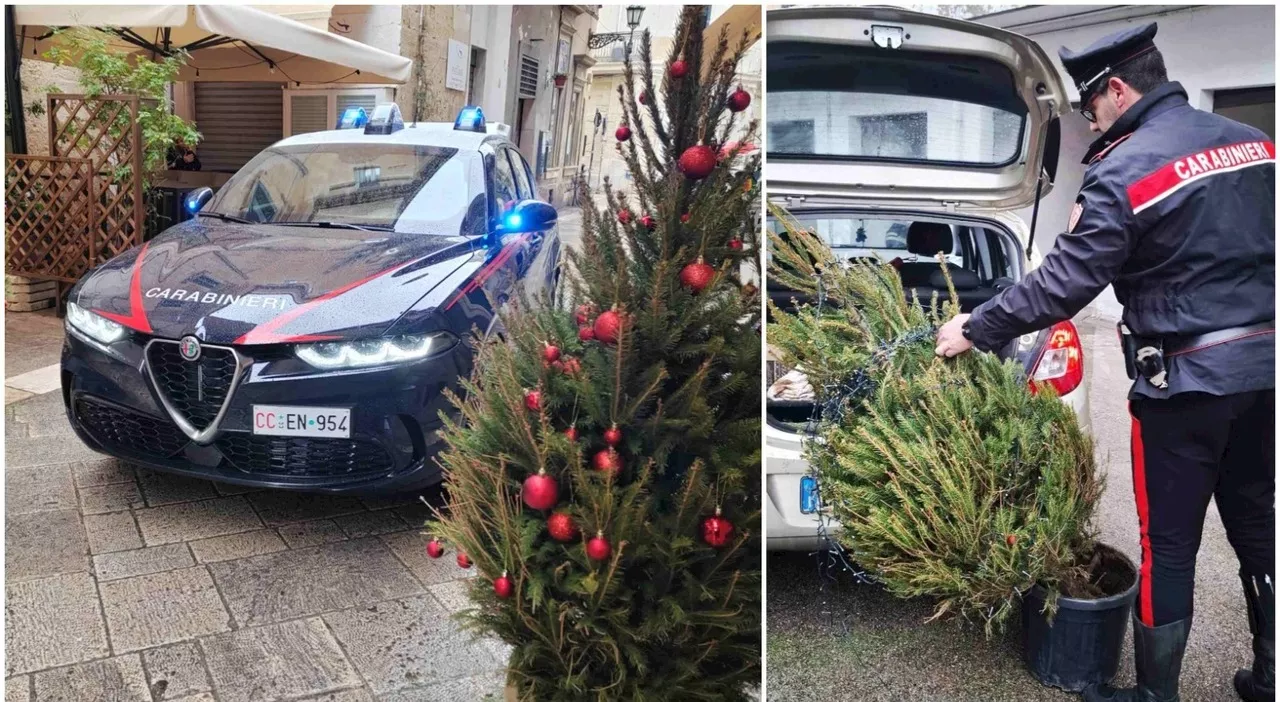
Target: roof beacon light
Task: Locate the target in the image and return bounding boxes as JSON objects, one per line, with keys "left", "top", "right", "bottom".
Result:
{"left": 364, "top": 103, "right": 405, "bottom": 135}
{"left": 337, "top": 106, "right": 368, "bottom": 130}
{"left": 454, "top": 106, "right": 485, "bottom": 133}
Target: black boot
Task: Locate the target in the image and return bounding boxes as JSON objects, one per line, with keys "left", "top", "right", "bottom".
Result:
{"left": 1234, "top": 572, "right": 1275, "bottom": 702}
{"left": 1084, "top": 615, "right": 1191, "bottom": 702}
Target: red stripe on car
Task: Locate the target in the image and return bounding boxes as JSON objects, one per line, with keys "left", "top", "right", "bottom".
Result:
{"left": 95, "top": 242, "right": 153, "bottom": 334}
{"left": 1127, "top": 140, "right": 1275, "bottom": 215}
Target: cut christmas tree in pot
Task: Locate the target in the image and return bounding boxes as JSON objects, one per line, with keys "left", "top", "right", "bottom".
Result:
{"left": 430, "top": 7, "right": 761, "bottom": 700}
{"left": 766, "top": 205, "right": 1134, "bottom": 689}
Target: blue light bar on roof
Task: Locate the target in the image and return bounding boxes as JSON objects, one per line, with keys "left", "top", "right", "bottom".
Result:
{"left": 454, "top": 105, "right": 485, "bottom": 133}
{"left": 337, "top": 107, "right": 368, "bottom": 130}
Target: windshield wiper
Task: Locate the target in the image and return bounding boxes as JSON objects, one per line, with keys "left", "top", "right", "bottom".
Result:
{"left": 196, "top": 212, "right": 252, "bottom": 224}
{"left": 273, "top": 221, "right": 395, "bottom": 232}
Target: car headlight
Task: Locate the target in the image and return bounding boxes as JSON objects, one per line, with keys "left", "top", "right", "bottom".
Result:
{"left": 66, "top": 302, "right": 126, "bottom": 344}
{"left": 295, "top": 332, "right": 457, "bottom": 369}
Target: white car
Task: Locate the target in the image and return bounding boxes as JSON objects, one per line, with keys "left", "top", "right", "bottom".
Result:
{"left": 765, "top": 6, "right": 1092, "bottom": 551}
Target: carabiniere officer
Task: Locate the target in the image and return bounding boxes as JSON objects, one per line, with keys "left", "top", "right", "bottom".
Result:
{"left": 934, "top": 22, "right": 1275, "bottom": 702}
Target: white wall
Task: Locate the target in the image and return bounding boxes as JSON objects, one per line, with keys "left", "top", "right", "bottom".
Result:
{"left": 979, "top": 5, "right": 1275, "bottom": 318}
{"left": 469, "top": 5, "right": 514, "bottom": 122}
{"left": 331, "top": 5, "right": 403, "bottom": 56}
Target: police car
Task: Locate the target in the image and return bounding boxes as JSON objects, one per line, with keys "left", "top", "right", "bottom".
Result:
{"left": 61, "top": 104, "right": 560, "bottom": 494}
{"left": 765, "top": 6, "right": 1093, "bottom": 549}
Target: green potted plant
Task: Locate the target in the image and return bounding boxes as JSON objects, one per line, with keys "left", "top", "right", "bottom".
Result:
{"left": 766, "top": 205, "right": 1137, "bottom": 692}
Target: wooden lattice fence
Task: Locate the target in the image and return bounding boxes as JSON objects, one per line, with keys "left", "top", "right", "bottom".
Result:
{"left": 4, "top": 155, "right": 97, "bottom": 282}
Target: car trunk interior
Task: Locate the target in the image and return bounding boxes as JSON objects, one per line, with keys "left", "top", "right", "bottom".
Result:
{"left": 766, "top": 210, "right": 1025, "bottom": 432}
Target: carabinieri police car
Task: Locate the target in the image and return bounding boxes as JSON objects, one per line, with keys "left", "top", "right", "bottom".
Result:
{"left": 61, "top": 104, "right": 560, "bottom": 494}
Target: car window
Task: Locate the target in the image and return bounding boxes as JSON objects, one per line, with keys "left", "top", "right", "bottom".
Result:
{"left": 491, "top": 149, "right": 519, "bottom": 213}
{"left": 207, "top": 144, "right": 485, "bottom": 235}
{"left": 768, "top": 41, "right": 1028, "bottom": 166}
{"left": 506, "top": 149, "right": 533, "bottom": 200}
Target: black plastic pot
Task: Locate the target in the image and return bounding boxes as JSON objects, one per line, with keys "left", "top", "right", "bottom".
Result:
{"left": 1022, "top": 548, "right": 1139, "bottom": 692}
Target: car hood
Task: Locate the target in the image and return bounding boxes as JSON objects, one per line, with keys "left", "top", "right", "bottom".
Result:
{"left": 72, "top": 219, "right": 474, "bottom": 344}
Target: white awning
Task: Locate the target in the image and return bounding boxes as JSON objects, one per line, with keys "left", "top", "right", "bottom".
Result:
{"left": 15, "top": 5, "right": 411, "bottom": 84}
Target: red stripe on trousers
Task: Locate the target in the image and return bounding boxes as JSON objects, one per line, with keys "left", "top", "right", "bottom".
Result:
{"left": 1131, "top": 409, "right": 1155, "bottom": 627}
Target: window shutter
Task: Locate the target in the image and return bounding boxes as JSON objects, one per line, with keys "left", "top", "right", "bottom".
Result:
{"left": 194, "top": 82, "right": 283, "bottom": 172}
{"left": 518, "top": 55, "right": 539, "bottom": 99}
{"left": 290, "top": 94, "right": 330, "bottom": 136}
{"left": 337, "top": 93, "right": 378, "bottom": 116}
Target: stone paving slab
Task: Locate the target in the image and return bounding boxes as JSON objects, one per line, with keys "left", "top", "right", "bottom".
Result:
{"left": 207, "top": 538, "right": 423, "bottom": 628}
{"left": 99, "top": 566, "right": 232, "bottom": 653}
{"left": 137, "top": 470, "right": 220, "bottom": 508}
{"left": 381, "top": 531, "right": 474, "bottom": 588}
{"left": 189, "top": 530, "right": 287, "bottom": 564}
{"left": 142, "top": 642, "right": 213, "bottom": 701}
{"left": 79, "top": 481, "right": 146, "bottom": 515}
{"left": 6, "top": 464, "right": 76, "bottom": 515}
{"left": 199, "top": 618, "right": 362, "bottom": 702}
{"left": 5, "top": 573, "right": 110, "bottom": 676}
{"left": 134, "top": 497, "right": 264, "bottom": 546}
{"left": 4, "top": 384, "right": 69, "bottom": 436}
{"left": 322, "top": 595, "right": 503, "bottom": 694}
{"left": 94, "top": 544, "right": 196, "bottom": 581}
{"left": 5, "top": 433, "right": 105, "bottom": 469}
{"left": 245, "top": 492, "right": 367, "bottom": 526}
{"left": 30, "top": 654, "right": 151, "bottom": 702}
{"left": 332, "top": 510, "right": 409, "bottom": 539}
{"left": 276, "top": 519, "right": 348, "bottom": 549}
{"left": 73, "top": 459, "right": 137, "bottom": 488}
{"left": 84, "top": 511, "right": 145, "bottom": 554}
{"left": 6, "top": 509, "right": 89, "bottom": 583}
{"left": 293, "top": 689, "right": 376, "bottom": 702}
{"left": 377, "top": 671, "right": 507, "bottom": 702}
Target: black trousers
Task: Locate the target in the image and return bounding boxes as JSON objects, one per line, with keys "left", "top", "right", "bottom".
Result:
{"left": 1129, "top": 390, "right": 1275, "bottom": 627}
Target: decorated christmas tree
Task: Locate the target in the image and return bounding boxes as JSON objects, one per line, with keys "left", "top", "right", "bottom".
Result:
{"left": 430, "top": 7, "right": 761, "bottom": 699}
{"left": 767, "top": 204, "right": 1103, "bottom": 635}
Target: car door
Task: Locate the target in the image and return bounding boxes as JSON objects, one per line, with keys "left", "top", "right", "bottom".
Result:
{"left": 505, "top": 147, "right": 559, "bottom": 298}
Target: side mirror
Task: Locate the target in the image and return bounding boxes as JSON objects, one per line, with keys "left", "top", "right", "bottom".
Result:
{"left": 496, "top": 200, "right": 557, "bottom": 235}
{"left": 184, "top": 187, "right": 213, "bottom": 215}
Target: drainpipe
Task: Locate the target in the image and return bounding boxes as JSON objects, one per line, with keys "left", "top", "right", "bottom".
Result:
{"left": 6, "top": 5, "right": 28, "bottom": 154}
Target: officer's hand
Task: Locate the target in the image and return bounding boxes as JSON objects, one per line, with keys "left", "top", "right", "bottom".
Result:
{"left": 935, "top": 314, "right": 974, "bottom": 358}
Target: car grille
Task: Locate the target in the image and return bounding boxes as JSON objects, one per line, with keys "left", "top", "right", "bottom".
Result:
{"left": 75, "top": 396, "right": 189, "bottom": 459}
{"left": 146, "top": 342, "right": 239, "bottom": 429}
{"left": 216, "top": 434, "right": 393, "bottom": 479}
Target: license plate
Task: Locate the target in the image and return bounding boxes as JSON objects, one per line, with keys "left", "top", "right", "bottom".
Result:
{"left": 252, "top": 405, "right": 350, "bottom": 438}
{"left": 800, "top": 475, "right": 819, "bottom": 514}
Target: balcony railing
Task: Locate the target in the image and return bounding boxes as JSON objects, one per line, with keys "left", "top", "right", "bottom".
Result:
{"left": 590, "top": 42, "right": 642, "bottom": 63}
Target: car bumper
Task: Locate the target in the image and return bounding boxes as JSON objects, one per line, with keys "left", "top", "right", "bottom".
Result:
{"left": 61, "top": 331, "right": 471, "bottom": 495}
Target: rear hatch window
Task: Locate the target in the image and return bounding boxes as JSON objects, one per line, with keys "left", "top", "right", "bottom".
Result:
{"left": 768, "top": 41, "right": 1028, "bottom": 167}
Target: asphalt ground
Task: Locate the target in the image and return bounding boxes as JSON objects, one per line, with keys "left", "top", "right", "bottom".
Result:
{"left": 766, "top": 308, "right": 1254, "bottom": 702}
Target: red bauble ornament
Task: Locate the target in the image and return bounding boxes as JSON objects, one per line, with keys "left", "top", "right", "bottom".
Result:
{"left": 593, "top": 309, "right": 623, "bottom": 345}
{"left": 547, "top": 512, "right": 580, "bottom": 542}
{"left": 564, "top": 425, "right": 579, "bottom": 442}
{"left": 617, "top": 209, "right": 632, "bottom": 224}
{"left": 575, "top": 304, "right": 594, "bottom": 326}
{"left": 494, "top": 571, "right": 514, "bottom": 599}
{"left": 524, "top": 388, "right": 542, "bottom": 412}
{"left": 680, "top": 257, "right": 715, "bottom": 294}
{"left": 728, "top": 85, "right": 752, "bottom": 113}
{"left": 729, "top": 238, "right": 743, "bottom": 251}
{"left": 1006, "top": 534, "right": 1018, "bottom": 547}
{"left": 603, "top": 424, "right": 622, "bottom": 446}
{"left": 678, "top": 145, "right": 718, "bottom": 180}
{"left": 640, "top": 214, "right": 655, "bottom": 230}
{"left": 561, "top": 357, "right": 582, "bottom": 375}
{"left": 542, "top": 343, "right": 561, "bottom": 364}
{"left": 669, "top": 59, "right": 689, "bottom": 79}
{"left": 522, "top": 470, "right": 559, "bottom": 511}
{"left": 593, "top": 447, "right": 623, "bottom": 476}
{"left": 681, "top": 213, "right": 691, "bottom": 224}
{"left": 426, "top": 539, "right": 444, "bottom": 559}
{"left": 586, "top": 531, "right": 612, "bottom": 561}
{"left": 638, "top": 90, "right": 649, "bottom": 105}
{"left": 578, "top": 325, "right": 596, "bottom": 342}
{"left": 702, "top": 507, "right": 735, "bottom": 548}
{"left": 615, "top": 124, "right": 632, "bottom": 142}
{"left": 457, "top": 552, "right": 472, "bottom": 569}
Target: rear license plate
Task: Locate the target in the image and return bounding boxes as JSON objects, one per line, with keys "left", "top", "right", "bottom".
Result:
{"left": 800, "top": 475, "right": 819, "bottom": 514}
{"left": 252, "top": 405, "right": 350, "bottom": 438}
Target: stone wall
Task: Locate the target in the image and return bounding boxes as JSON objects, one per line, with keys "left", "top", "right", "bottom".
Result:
{"left": 397, "top": 5, "right": 469, "bottom": 123}
{"left": 16, "top": 59, "right": 81, "bottom": 157}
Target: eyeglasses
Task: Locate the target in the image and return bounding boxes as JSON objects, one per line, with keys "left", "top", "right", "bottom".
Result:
{"left": 1077, "top": 65, "right": 1112, "bottom": 124}
{"left": 1080, "top": 94, "right": 1100, "bottom": 123}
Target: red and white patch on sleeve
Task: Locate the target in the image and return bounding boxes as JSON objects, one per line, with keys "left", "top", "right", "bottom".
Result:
{"left": 1127, "top": 140, "right": 1275, "bottom": 214}
{"left": 1068, "top": 201, "right": 1083, "bottom": 232}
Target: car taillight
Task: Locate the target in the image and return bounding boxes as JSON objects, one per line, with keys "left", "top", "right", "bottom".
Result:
{"left": 1029, "top": 320, "right": 1084, "bottom": 396}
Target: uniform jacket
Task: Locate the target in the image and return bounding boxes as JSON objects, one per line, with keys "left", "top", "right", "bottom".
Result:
{"left": 966, "top": 82, "right": 1275, "bottom": 398}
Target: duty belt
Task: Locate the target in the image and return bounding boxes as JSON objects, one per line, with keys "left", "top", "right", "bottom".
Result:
{"left": 1119, "top": 320, "right": 1274, "bottom": 389}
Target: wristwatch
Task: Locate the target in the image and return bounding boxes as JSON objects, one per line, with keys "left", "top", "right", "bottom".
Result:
{"left": 961, "top": 321, "right": 974, "bottom": 341}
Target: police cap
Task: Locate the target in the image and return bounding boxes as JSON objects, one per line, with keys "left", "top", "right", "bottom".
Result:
{"left": 1059, "top": 22, "right": 1159, "bottom": 106}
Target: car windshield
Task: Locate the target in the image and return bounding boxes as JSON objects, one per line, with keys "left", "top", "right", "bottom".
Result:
{"left": 205, "top": 143, "right": 488, "bottom": 236}
{"left": 767, "top": 41, "right": 1028, "bottom": 166}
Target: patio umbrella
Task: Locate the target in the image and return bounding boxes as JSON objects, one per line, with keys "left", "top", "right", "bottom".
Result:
{"left": 14, "top": 5, "right": 411, "bottom": 84}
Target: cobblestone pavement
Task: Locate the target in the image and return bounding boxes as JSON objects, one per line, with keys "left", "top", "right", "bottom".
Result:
{"left": 766, "top": 307, "right": 1251, "bottom": 701}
